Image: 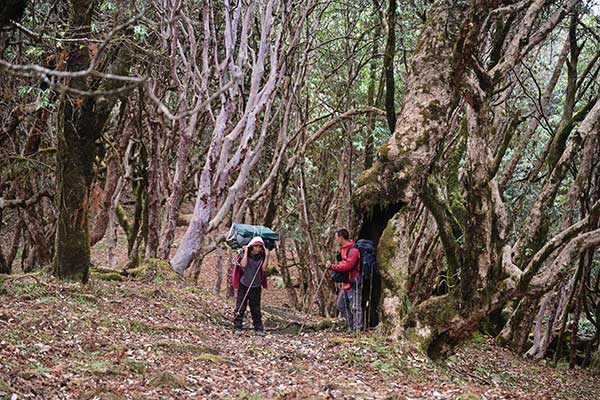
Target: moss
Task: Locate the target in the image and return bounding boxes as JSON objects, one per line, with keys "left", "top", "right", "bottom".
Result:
{"left": 149, "top": 371, "right": 186, "bottom": 388}
{"left": 354, "top": 159, "right": 397, "bottom": 212}
{"left": 86, "top": 360, "right": 121, "bottom": 376}
{"left": 129, "top": 320, "right": 181, "bottom": 335}
{"left": 198, "top": 353, "right": 225, "bottom": 364}
{"left": 377, "top": 143, "right": 392, "bottom": 161}
{"left": 125, "top": 360, "right": 148, "bottom": 375}
{"left": 402, "top": 294, "right": 458, "bottom": 354}
{"left": 546, "top": 99, "right": 595, "bottom": 171}
{"left": 457, "top": 393, "right": 481, "bottom": 400}
{"left": 424, "top": 100, "right": 443, "bottom": 121}
{"left": 0, "top": 274, "right": 11, "bottom": 286}
{"left": 98, "top": 318, "right": 188, "bottom": 336}
{"left": 92, "top": 272, "right": 124, "bottom": 281}
{"left": 354, "top": 182, "right": 382, "bottom": 210}
{"left": 376, "top": 214, "right": 406, "bottom": 296}
{"left": 328, "top": 336, "right": 355, "bottom": 346}
{"left": 125, "top": 265, "right": 146, "bottom": 277}
{"left": 70, "top": 292, "right": 98, "bottom": 306}
{"left": 126, "top": 258, "right": 179, "bottom": 281}
{"left": 417, "top": 294, "right": 456, "bottom": 327}
{"left": 12, "top": 282, "right": 48, "bottom": 299}
{"left": 313, "top": 318, "right": 336, "bottom": 330}
{"left": 356, "top": 162, "right": 380, "bottom": 190}
{"left": 145, "top": 257, "right": 172, "bottom": 270}
{"left": 414, "top": 129, "right": 432, "bottom": 148}
{"left": 470, "top": 330, "right": 486, "bottom": 346}
{"left": 354, "top": 155, "right": 409, "bottom": 215}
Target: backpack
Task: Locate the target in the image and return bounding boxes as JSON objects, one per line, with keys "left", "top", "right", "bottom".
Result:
{"left": 330, "top": 239, "right": 378, "bottom": 284}
{"left": 354, "top": 239, "right": 377, "bottom": 284}
{"left": 354, "top": 239, "right": 381, "bottom": 328}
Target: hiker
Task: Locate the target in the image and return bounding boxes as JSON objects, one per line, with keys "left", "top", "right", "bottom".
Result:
{"left": 232, "top": 236, "right": 269, "bottom": 336}
{"left": 330, "top": 228, "right": 363, "bottom": 332}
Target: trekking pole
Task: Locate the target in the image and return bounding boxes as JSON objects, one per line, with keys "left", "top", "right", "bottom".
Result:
{"left": 366, "top": 262, "right": 374, "bottom": 330}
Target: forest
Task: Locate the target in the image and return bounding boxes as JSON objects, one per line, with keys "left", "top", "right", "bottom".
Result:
{"left": 1, "top": 0, "right": 600, "bottom": 398}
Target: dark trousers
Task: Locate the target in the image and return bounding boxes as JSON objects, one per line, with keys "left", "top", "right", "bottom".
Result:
{"left": 234, "top": 284, "right": 264, "bottom": 331}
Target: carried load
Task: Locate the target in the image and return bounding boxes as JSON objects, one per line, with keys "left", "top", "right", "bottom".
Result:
{"left": 226, "top": 223, "right": 280, "bottom": 250}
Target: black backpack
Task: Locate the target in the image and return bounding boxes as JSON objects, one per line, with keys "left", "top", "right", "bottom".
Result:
{"left": 355, "top": 239, "right": 381, "bottom": 328}
{"left": 354, "top": 239, "right": 377, "bottom": 284}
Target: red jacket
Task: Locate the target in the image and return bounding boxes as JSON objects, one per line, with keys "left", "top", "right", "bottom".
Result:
{"left": 232, "top": 252, "right": 268, "bottom": 289}
{"left": 330, "top": 240, "right": 360, "bottom": 290}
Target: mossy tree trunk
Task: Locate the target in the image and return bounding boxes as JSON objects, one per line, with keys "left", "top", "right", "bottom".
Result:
{"left": 53, "top": 0, "right": 98, "bottom": 282}
{"left": 354, "top": 1, "right": 472, "bottom": 352}
{"left": 53, "top": 0, "right": 136, "bottom": 280}
{"left": 353, "top": 1, "right": 592, "bottom": 358}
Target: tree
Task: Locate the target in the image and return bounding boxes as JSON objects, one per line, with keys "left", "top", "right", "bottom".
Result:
{"left": 354, "top": 0, "right": 600, "bottom": 357}
{"left": 53, "top": 0, "right": 99, "bottom": 282}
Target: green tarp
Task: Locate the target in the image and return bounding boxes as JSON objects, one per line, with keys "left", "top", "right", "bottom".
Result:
{"left": 226, "top": 223, "right": 280, "bottom": 250}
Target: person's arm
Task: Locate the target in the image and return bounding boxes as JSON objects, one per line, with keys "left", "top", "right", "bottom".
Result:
{"left": 240, "top": 246, "right": 249, "bottom": 268}
{"left": 262, "top": 250, "right": 269, "bottom": 272}
{"left": 330, "top": 248, "right": 359, "bottom": 272}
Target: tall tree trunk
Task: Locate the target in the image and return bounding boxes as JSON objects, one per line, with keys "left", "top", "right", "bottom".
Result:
{"left": 278, "top": 235, "right": 299, "bottom": 309}
{"left": 383, "top": 0, "right": 396, "bottom": 133}
{"left": 145, "top": 117, "right": 162, "bottom": 258}
{"left": 90, "top": 101, "right": 133, "bottom": 246}
{"left": 364, "top": 0, "right": 382, "bottom": 169}
{"left": 158, "top": 112, "right": 200, "bottom": 259}
{"left": 53, "top": 0, "right": 98, "bottom": 282}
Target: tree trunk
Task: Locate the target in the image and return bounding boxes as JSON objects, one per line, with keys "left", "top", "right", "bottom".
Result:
{"left": 364, "top": 0, "right": 381, "bottom": 169}
{"left": 497, "top": 297, "right": 539, "bottom": 353}
{"left": 90, "top": 101, "right": 133, "bottom": 246}
{"left": 352, "top": 0, "right": 599, "bottom": 358}
{"left": 592, "top": 343, "right": 600, "bottom": 371}
{"left": 53, "top": 0, "right": 98, "bottom": 282}
{"left": 278, "top": 235, "right": 299, "bottom": 309}
{"left": 354, "top": 1, "right": 463, "bottom": 234}
{"left": 158, "top": 108, "right": 203, "bottom": 258}
{"left": 226, "top": 251, "right": 235, "bottom": 298}
{"left": 354, "top": 1, "right": 469, "bottom": 350}
{"left": 383, "top": 0, "right": 396, "bottom": 133}
{"left": 214, "top": 244, "right": 223, "bottom": 295}
{"left": 145, "top": 117, "right": 162, "bottom": 258}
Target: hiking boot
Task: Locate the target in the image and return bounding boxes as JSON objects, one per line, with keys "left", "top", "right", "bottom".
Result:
{"left": 255, "top": 329, "right": 266, "bottom": 337}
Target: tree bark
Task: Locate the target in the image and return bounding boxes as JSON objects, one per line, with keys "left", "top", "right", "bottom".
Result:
{"left": 145, "top": 116, "right": 162, "bottom": 258}
{"left": 383, "top": 0, "right": 396, "bottom": 133}
{"left": 53, "top": 0, "right": 98, "bottom": 282}
{"left": 214, "top": 244, "right": 223, "bottom": 295}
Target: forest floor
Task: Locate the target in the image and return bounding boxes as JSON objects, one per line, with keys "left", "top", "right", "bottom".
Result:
{"left": 1, "top": 261, "right": 599, "bottom": 400}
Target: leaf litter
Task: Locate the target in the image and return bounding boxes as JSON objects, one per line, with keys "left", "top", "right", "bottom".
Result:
{"left": 0, "top": 274, "right": 598, "bottom": 399}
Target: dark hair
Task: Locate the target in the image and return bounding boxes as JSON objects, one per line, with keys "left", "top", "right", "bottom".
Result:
{"left": 336, "top": 228, "right": 350, "bottom": 240}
